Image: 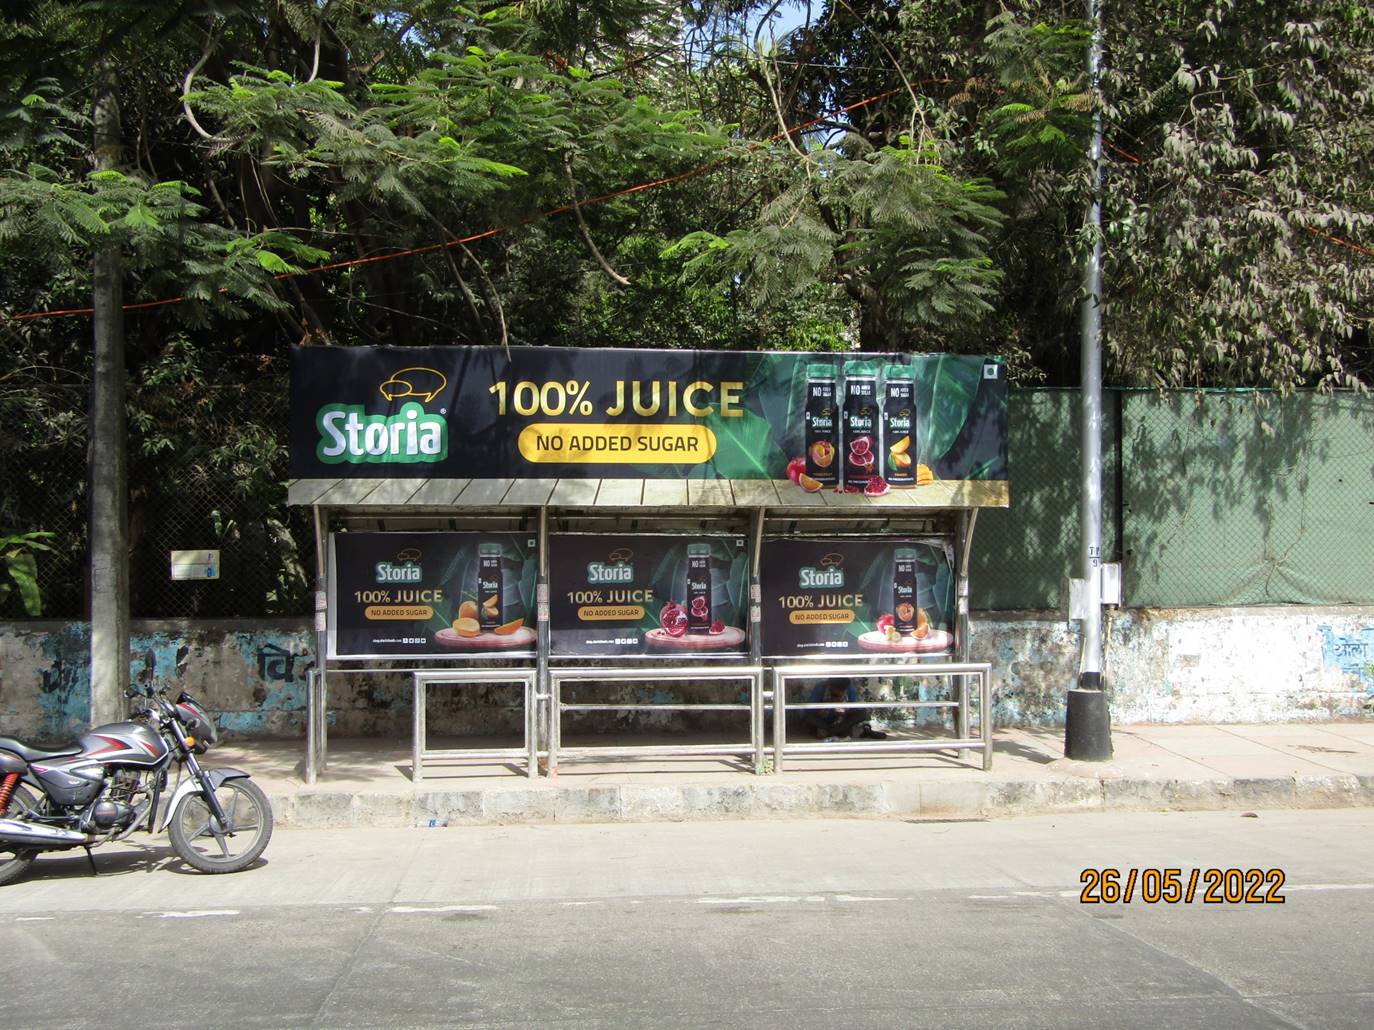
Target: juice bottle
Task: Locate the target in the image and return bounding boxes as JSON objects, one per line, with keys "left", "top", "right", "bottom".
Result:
{"left": 686, "top": 543, "right": 712, "bottom": 635}
{"left": 477, "top": 542, "right": 503, "bottom": 631}
{"left": 840, "top": 361, "right": 878, "bottom": 491}
{"left": 881, "top": 365, "right": 916, "bottom": 487}
{"left": 802, "top": 364, "right": 839, "bottom": 485}
{"left": 893, "top": 547, "right": 918, "bottom": 636}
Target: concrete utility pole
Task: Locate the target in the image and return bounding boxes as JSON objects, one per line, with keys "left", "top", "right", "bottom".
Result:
{"left": 88, "top": 65, "right": 130, "bottom": 726}
{"left": 1065, "top": 0, "right": 1112, "bottom": 760}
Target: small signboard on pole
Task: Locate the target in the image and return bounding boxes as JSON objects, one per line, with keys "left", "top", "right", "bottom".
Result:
{"left": 170, "top": 550, "right": 220, "bottom": 581}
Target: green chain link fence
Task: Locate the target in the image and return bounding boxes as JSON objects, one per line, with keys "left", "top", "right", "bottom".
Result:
{"left": 1, "top": 388, "right": 312, "bottom": 620}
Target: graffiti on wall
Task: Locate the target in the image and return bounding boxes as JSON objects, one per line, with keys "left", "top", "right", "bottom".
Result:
{"left": 1318, "top": 625, "right": 1374, "bottom": 691}
{"left": 256, "top": 641, "right": 308, "bottom": 683}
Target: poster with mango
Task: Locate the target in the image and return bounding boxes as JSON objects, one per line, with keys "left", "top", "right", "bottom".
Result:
{"left": 328, "top": 532, "right": 537, "bottom": 658}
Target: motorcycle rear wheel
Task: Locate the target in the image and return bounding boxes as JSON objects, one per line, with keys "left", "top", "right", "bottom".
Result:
{"left": 168, "top": 778, "right": 273, "bottom": 874}
{"left": 0, "top": 785, "right": 39, "bottom": 886}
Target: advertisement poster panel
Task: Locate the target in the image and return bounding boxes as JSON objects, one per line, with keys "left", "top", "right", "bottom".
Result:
{"left": 328, "top": 532, "right": 537, "bottom": 658}
{"left": 290, "top": 346, "right": 1007, "bottom": 499}
{"left": 548, "top": 534, "right": 749, "bottom": 658}
{"left": 759, "top": 538, "right": 954, "bottom": 658}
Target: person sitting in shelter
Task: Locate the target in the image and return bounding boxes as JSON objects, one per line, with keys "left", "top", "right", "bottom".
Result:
{"left": 802, "top": 678, "right": 887, "bottom": 742}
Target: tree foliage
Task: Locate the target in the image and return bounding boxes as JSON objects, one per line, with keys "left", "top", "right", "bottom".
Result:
{"left": 1, "top": 0, "right": 1372, "bottom": 616}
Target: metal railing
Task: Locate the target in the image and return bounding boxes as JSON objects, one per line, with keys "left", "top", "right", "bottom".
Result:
{"left": 547, "top": 665, "right": 765, "bottom": 775}
{"left": 770, "top": 662, "right": 993, "bottom": 772}
{"left": 412, "top": 669, "right": 538, "bottom": 780}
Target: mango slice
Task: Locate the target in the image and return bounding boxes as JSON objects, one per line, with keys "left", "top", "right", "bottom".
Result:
{"left": 453, "top": 616, "right": 481, "bottom": 637}
{"left": 494, "top": 618, "right": 525, "bottom": 635}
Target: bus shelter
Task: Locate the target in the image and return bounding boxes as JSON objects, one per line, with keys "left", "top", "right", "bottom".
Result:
{"left": 287, "top": 346, "right": 1008, "bottom": 784}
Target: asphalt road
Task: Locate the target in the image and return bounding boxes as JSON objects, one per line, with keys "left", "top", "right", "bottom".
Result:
{"left": 2, "top": 809, "right": 1371, "bottom": 1029}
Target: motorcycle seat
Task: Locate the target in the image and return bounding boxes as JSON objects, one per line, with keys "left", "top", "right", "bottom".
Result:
{"left": 0, "top": 736, "right": 82, "bottom": 762}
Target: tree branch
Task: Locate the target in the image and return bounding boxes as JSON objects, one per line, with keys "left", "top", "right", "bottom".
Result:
{"left": 565, "top": 153, "right": 630, "bottom": 286}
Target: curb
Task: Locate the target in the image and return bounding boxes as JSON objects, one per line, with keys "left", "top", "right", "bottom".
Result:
{"left": 265, "top": 772, "right": 1374, "bottom": 829}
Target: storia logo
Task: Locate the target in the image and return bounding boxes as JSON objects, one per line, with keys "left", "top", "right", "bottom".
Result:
{"left": 316, "top": 369, "right": 450, "bottom": 465}
{"left": 376, "top": 549, "right": 423, "bottom": 583}
{"left": 587, "top": 549, "right": 634, "bottom": 584}
{"left": 799, "top": 553, "right": 844, "bottom": 589}
{"left": 379, "top": 367, "right": 447, "bottom": 403}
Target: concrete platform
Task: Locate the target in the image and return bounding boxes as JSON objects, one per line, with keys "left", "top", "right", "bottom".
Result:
{"left": 213, "top": 721, "right": 1374, "bottom": 829}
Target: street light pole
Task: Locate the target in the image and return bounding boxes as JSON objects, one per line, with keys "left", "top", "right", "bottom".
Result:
{"left": 89, "top": 64, "right": 130, "bottom": 726}
{"left": 1065, "top": 0, "right": 1112, "bottom": 760}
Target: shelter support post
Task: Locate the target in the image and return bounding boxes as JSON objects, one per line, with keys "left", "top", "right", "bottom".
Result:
{"left": 306, "top": 504, "right": 330, "bottom": 783}
{"left": 955, "top": 509, "right": 977, "bottom": 741}
{"left": 750, "top": 506, "right": 766, "bottom": 775}
{"left": 536, "top": 506, "right": 551, "bottom": 776}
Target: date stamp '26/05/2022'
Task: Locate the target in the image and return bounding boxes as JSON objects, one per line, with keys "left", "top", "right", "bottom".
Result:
{"left": 1079, "top": 868, "right": 1286, "bottom": 904}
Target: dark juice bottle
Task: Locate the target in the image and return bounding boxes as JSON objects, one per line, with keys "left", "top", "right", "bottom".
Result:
{"left": 477, "top": 542, "right": 503, "bottom": 631}
{"left": 686, "top": 543, "right": 712, "bottom": 634}
{"left": 802, "top": 364, "right": 839, "bottom": 485}
{"left": 881, "top": 365, "right": 916, "bottom": 487}
{"left": 841, "top": 361, "right": 878, "bottom": 491}
{"left": 893, "top": 547, "right": 917, "bottom": 636}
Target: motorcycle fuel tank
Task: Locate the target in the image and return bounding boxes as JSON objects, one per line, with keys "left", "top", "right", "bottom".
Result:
{"left": 77, "top": 721, "right": 170, "bottom": 768}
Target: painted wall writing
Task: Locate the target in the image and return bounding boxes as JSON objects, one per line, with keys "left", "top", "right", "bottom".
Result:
{"left": 1317, "top": 626, "right": 1374, "bottom": 692}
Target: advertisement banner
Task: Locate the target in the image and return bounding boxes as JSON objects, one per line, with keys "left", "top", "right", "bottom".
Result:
{"left": 548, "top": 535, "right": 749, "bottom": 657}
{"left": 328, "top": 532, "right": 537, "bottom": 658}
{"left": 290, "top": 346, "right": 1007, "bottom": 495}
{"left": 759, "top": 538, "right": 954, "bottom": 658}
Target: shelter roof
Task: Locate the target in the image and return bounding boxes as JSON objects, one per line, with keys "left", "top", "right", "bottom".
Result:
{"left": 287, "top": 477, "right": 1007, "bottom": 513}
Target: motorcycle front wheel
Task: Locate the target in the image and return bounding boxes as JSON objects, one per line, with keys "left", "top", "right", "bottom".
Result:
{"left": 0, "top": 785, "right": 39, "bottom": 886}
{"left": 168, "top": 778, "right": 273, "bottom": 874}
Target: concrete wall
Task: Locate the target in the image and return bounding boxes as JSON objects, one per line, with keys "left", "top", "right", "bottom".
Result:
{"left": 974, "top": 606, "right": 1374, "bottom": 726}
{"left": 3, "top": 607, "right": 1371, "bottom": 742}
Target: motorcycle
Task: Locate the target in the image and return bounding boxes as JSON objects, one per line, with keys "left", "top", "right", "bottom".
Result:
{"left": 0, "top": 684, "right": 272, "bottom": 884}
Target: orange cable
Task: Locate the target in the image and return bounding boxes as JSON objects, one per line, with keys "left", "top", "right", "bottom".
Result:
{"left": 1303, "top": 226, "right": 1374, "bottom": 260}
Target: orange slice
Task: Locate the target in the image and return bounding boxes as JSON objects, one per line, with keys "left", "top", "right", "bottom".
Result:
{"left": 494, "top": 617, "right": 525, "bottom": 635}
{"left": 453, "top": 616, "right": 481, "bottom": 637}
{"left": 798, "top": 473, "right": 825, "bottom": 492}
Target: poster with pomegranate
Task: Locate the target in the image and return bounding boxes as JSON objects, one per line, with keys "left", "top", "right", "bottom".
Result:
{"left": 758, "top": 538, "right": 954, "bottom": 658}
{"left": 328, "top": 532, "right": 537, "bottom": 658}
{"left": 547, "top": 535, "right": 749, "bottom": 657}
{"left": 291, "top": 347, "right": 1007, "bottom": 503}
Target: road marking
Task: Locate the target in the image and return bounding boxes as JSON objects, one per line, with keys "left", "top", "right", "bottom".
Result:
{"left": 15, "top": 916, "right": 54, "bottom": 922}
{"left": 699, "top": 896, "right": 800, "bottom": 905}
{"left": 833, "top": 894, "right": 901, "bottom": 903}
{"left": 1284, "top": 883, "right": 1374, "bottom": 892}
{"left": 388, "top": 905, "right": 499, "bottom": 914}
{"left": 154, "top": 910, "right": 240, "bottom": 918}
{"left": 968, "top": 891, "right": 1074, "bottom": 900}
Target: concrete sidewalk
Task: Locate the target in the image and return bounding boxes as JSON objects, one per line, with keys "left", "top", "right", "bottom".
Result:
{"left": 213, "top": 721, "right": 1374, "bottom": 829}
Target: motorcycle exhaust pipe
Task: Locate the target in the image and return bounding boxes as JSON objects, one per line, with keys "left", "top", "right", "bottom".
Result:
{"left": 0, "top": 818, "right": 89, "bottom": 848}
